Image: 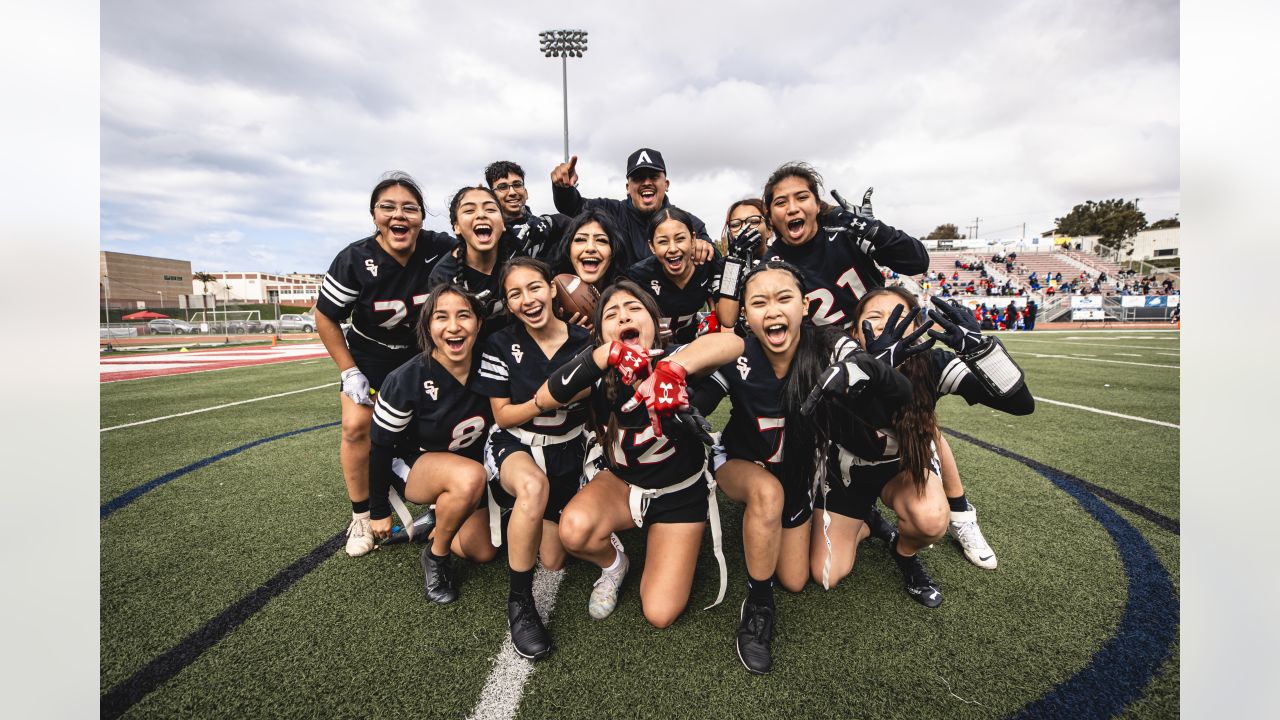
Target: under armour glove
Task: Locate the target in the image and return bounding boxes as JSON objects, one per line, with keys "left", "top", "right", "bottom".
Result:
{"left": 607, "top": 341, "right": 659, "bottom": 385}
{"left": 824, "top": 188, "right": 881, "bottom": 255}
{"left": 801, "top": 353, "right": 878, "bottom": 415}
{"left": 622, "top": 359, "right": 689, "bottom": 436}
{"left": 341, "top": 367, "right": 374, "bottom": 406}
{"left": 672, "top": 407, "right": 715, "bottom": 445}
{"left": 697, "top": 313, "right": 720, "bottom": 336}
{"left": 727, "top": 226, "right": 762, "bottom": 262}
{"left": 862, "top": 304, "right": 935, "bottom": 368}
{"left": 925, "top": 296, "right": 986, "bottom": 355}
{"left": 832, "top": 187, "right": 875, "bottom": 221}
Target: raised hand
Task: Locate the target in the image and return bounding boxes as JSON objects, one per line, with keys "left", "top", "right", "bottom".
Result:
{"left": 832, "top": 186, "right": 875, "bottom": 220}
{"left": 727, "top": 226, "right": 762, "bottom": 261}
{"left": 861, "top": 304, "right": 935, "bottom": 367}
{"left": 800, "top": 354, "right": 876, "bottom": 414}
{"left": 551, "top": 155, "right": 579, "bottom": 188}
{"left": 607, "top": 341, "right": 661, "bottom": 385}
{"left": 621, "top": 360, "right": 689, "bottom": 436}
{"left": 826, "top": 187, "right": 880, "bottom": 254}
{"left": 925, "top": 296, "right": 986, "bottom": 354}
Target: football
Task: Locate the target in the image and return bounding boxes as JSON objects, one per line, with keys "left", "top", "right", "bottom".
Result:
{"left": 552, "top": 273, "right": 600, "bottom": 322}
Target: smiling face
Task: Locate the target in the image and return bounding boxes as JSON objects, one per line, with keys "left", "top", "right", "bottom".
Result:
{"left": 626, "top": 169, "right": 669, "bottom": 213}
{"left": 743, "top": 268, "right": 808, "bottom": 357}
{"left": 428, "top": 291, "right": 480, "bottom": 365}
{"left": 490, "top": 172, "right": 528, "bottom": 219}
{"left": 854, "top": 292, "right": 914, "bottom": 347}
{"left": 452, "top": 189, "right": 506, "bottom": 255}
{"left": 372, "top": 185, "right": 424, "bottom": 258}
{"left": 768, "top": 176, "right": 821, "bottom": 246}
{"left": 649, "top": 217, "right": 695, "bottom": 281}
{"left": 599, "top": 290, "right": 656, "bottom": 349}
{"left": 728, "top": 203, "right": 773, "bottom": 250}
{"left": 570, "top": 220, "right": 613, "bottom": 286}
{"left": 503, "top": 265, "right": 556, "bottom": 332}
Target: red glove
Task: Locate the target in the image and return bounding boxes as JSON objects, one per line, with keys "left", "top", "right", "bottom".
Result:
{"left": 607, "top": 341, "right": 657, "bottom": 385}
{"left": 622, "top": 360, "right": 689, "bottom": 436}
{"left": 697, "top": 313, "right": 719, "bottom": 336}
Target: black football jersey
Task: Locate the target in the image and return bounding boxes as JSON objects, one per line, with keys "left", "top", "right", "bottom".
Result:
{"left": 503, "top": 206, "right": 571, "bottom": 262}
{"left": 370, "top": 353, "right": 492, "bottom": 463}
{"left": 317, "top": 233, "right": 456, "bottom": 351}
{"left": 427, "top": 252, "right": 510, "bottom": 335}
{"left": 589, "top": 345, "right": 708, "bottom": 489}
{"left": 624, "top": 255, "right": 724, "bottom": 344}
{"left": 473, "top": 322, "right": 593, "bottom": 435}
{"left": 764, "top": 211, "right": 928, "bottom": 328}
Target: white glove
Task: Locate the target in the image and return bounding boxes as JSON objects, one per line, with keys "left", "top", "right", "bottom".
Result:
{"left": 341, "top": 367, "right": 374, "bottom": 406}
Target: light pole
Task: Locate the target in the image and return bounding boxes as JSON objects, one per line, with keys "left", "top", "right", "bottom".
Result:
{"left": 539, "top": 29, "right": 589, "bottom": 163}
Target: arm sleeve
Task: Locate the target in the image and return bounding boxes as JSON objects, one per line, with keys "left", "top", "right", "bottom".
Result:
{"left": 952, "top": 373, "right": 1036, "bottom": 415}
{"left": 866, "top": 220, "right": 930, "bottom": 275}
{"left": 315, "top": 248, "right": 362, "bottom": 324}
{"left": 837, "top": 353, "right": 913, "bottom": 428}
{"left": 547, "top": 346, "right": 605, "bottom": 403}
{"left": 552, "top": 184, "right": 586, "bottom": 217}
{"left": 689, "top": 368, "right": 729, "bottom": 416}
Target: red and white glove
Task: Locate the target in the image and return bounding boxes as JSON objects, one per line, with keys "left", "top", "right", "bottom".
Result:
{"left": 607, "top": 341, "right": 658, "bottom": 385}
{"left": 696, "top": 313, "right": 719, "bottom": 336}
{"left": 622, "top": 360, "right": 689, "bottom": 436}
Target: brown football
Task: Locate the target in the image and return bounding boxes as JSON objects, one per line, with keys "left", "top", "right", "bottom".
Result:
{"left": 552, "top": 273, "right": 600, "bottom": 322}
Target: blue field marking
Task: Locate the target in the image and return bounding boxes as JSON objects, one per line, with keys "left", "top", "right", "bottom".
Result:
{"left": 100, "top": 421, "right": 340, "bottom": 519}
{"left": 942, "top": 428, "right": 1179, "bottom": 719}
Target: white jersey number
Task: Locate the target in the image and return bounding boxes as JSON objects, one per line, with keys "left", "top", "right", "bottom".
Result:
{"left": 449, "top": 416, "right": 488, "bottom": 450}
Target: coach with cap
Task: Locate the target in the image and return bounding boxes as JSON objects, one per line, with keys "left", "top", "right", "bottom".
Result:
{"left": 550, "top": 147, "right": 715, "bottom": 263}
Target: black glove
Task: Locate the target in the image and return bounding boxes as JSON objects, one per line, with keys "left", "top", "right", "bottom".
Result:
{"left": 832, "top": 187, "right": 874, "bottom": 221}
{"left": 822, "top": 204, "right": 880, "bottom": 255}
{"left": 671, "top": 407, "right": 715, "bottom": 445}
{"left": 925, "top": 296, "right": 987, "bottom": 355}
{"left": 862, "top": 304, "right": 935, "bottom": 368}
{"left": 801, "top": 353, "right": 878, "bottom": 415}
{"left": 727, "top": 226, "right": 762, "bottom": 262}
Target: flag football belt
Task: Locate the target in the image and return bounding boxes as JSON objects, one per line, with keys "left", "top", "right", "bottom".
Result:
{"left": 961, "top": 336, "right": 1024, "bottom": 397}
{"left": 485, "top": 424, "right": 586, "bottom": 547}
{"left": 627, "top": 462, "right": 728, "bottom": 610}
{"left": 388, "top": 456, "right": 416, "bottom": 539}
{"left": 347, "top": 322, "right": 412, "bottom": 350}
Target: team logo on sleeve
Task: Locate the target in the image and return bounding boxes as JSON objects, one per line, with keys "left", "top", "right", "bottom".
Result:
{"left": 651, "top": 279, "right": 662, "bottom": 296}
{"left": 736, "top": 356, "right": 751, "bottom": 380}
{"left": 364, "top": 259, "right": 379, "bottom": 277}
{"left": 512, "top": 344, "right": 524, "bottom": 363}
{"left": 423, "top": 380, "right": 438, "bottom": 400}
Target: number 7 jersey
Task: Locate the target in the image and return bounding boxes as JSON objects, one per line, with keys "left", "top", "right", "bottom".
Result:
{"left": 369, "top": 353, "right": 493, "bottom": 462}
{"left": 316, "top": 232, "right": 457, "bottom": 351}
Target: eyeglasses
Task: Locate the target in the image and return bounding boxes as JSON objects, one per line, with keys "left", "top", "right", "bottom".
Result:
{"left": 375, "top": 202, "right": 422, "bottom": 216}
{"left": 492, "top": 180, "right": 525, "bottom": 194}
{"left": 726, "top": 215, "right": 764, "bottom": 232}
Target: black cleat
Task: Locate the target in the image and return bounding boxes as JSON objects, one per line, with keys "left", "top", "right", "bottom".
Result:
{"left": 507, "top": 596, "right": 552, "bottom": 660}
{"left": 892, "top": 539, "right": 943, "bottom": 608}
{"left": 420, "top": 548, "right": 458, "bottom": 604}
{"left": 736, "top": 599, "right": 775, "bottom": 674}
{"left": 865, "top": 505, "right": 899, "bottom": 545}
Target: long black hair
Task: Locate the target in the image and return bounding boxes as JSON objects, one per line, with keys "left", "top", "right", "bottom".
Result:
{"left": 742, "top": 261, "right": 845, "bottom": 490}
{"left": 854, "top": 286, "right": 937, "bottom": 494}
{"left": 588, "top": 280, "right": 668, "bottom": 467}
{"left": 415, "top": 282, "right": 485, "bottom": 366}
{"left": 448, "top": 185, "right": 515, "bottom": 269}
{"left": 551, "top": 208, "right": 634, "bottom": 288}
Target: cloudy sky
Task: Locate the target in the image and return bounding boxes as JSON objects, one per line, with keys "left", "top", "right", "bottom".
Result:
{"left": 100, "top": 0, "right": 1179, "bottom": 274}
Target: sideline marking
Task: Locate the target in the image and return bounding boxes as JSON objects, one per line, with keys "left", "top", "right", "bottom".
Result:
{"left": 943, "top": 429, "right": 1179, "bottom": 717}
{"left": 1006, "top": 339, "right": 1177, "bottom": 351}
{"left": 100, "top": 422, "right": 339, "bottom": 518}
{"left": 100, "top": 531, "right": 346, "bottom": 719}
{"left": 1014, "top": 352, "right": 1178, "bottom": 369}
{"left": 466, "top": 567, "right": 565, "bottom": 720}
{"left": 102, "top": 384, "right": 336, "bottom": 432}
{"left": 1034, "top": 398, "right": 1178, "bottom": 429}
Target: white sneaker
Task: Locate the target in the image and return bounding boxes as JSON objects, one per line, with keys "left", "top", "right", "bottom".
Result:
{"left": 588, "top": 550, "right": 629, "bottom": 619}
{"left": 948, "top": 505, "right": 997, "bottom": 570}
{"left": 345, "top": 514, "right": 375, "bottom": 557}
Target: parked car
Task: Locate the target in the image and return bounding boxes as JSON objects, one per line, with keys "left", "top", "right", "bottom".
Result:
{"left": 270, "top": 314, "right": 315, "bottom": 333}
{"left": 147, "top": 319, "right": 197, "bottom": 335}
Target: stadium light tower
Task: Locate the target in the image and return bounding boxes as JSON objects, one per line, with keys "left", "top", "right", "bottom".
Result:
{"left": 539, "top": 29, "right": 588, "bottom": 162}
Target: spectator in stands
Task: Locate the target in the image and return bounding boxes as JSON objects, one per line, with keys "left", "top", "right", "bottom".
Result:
{"left": 1005, "top": 261, "right": 1014, "bottom": 273}
{"left": 1141, "top": 281, "right": 1151, "bottom": 295}
{"left": 954, "top": 258, "right": 962, "bottom": 268}
{"left": 1009, "top": 252, "right": 1017, "bottom": 262}
{"left": 1045, "top": 285, "right": 1056, "bottom": 297}
{"left": 951, "top": 270, "right": 959, "bottom": 281}
{"left": 1163, "top": 278, "right": 1175, "bottom": 293}
{"left": 1025, "top": 300, "right": 1038, "bottom": 330}
{"left": 1054, "top": 272, "right": 1063, "bottom": 283}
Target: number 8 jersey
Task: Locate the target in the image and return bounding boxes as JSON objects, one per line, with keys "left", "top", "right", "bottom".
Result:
{"left": 316, "top": 233, "right": 457, "bottom": 352}
{"left": 369, "top": 353, "right": 493, "bottom": 463}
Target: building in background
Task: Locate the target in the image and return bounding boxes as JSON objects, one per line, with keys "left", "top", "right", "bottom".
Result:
{"left": 100, "top": 251, "right": 193, "bottom": 309}
{"left": 191, "top": 272, "right": 322, "bottom": 306}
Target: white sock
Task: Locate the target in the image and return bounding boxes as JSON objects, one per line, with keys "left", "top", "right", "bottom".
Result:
{"left": 603, "top": 548, "right": 623, "bottom": 573}
{"left": 352, "top": 510, "right": 370, "bottom": 520}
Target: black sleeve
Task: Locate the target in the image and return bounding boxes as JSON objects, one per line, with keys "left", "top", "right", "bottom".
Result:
{"left": 368, "top": 441, "right": 398, "bottom": 521}
{"left": 543, "top": 213, "right": 572, "bottom": 259}
{"left": 689, "top": 369, "right": 728, "bottom": 416}
{"left": 547, "top": 346, "right": 605, "bottom": 403}
{"left": 866, "top": 220, "right": 930, "bottom": 276}
{"left": 952, "top": 373, "right": 1036, "bottom": 415}
{"left": 690, "top": 211, "right": 712, "bottom": 243}
{"left": 427, "top": 251, "right": 460, "bottom": 289}
{"left": 552, "top": 184, "right": 586, "bottom": 217}
{"left": 315, "top": 246, "right": 362, "bottom": 324}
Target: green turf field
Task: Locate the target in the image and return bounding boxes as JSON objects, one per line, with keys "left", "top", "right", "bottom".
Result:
{"left": 100, "top": 330, "right": 1180, "bottom": 719}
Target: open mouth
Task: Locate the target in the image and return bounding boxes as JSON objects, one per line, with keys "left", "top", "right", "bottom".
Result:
{"left": 619, "top": 327, "right": 640, "bottom": 343}
{"left": 786, "top": 218, "right": 806, "bottom": 238}
{"left": 639, "top": 188, "right": 657, "bottom": 202}
{"left": 578, "top": 256, "right": 602, "bottom": 274}
{"left": 764, "top": 323, "right": 788, "bottom": 346}
{"left": 474, "top": 223, "right": 494, "bottom": 244}
{"left": 390, "top": 224, "right": 411, "bottom": 239}
{"left": 663, "top": 255, "right": 684, "bottom": 274}
{"left": 444, "top": 337, "right": 466, "bottom": 352}
{"left": 522, "top": 304, "right": 545, "bottom": 323}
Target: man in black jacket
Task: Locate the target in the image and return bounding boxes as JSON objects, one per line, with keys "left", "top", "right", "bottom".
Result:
{"left": 485, "top": 160, "right": 569, "bottom": 262}
{"left": 550, "top": 147, "right": 715, "bottom": 263}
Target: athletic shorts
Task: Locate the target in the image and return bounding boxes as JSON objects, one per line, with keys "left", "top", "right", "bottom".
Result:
{"left": 711, "top": 444, "right": 815, "bottom": 529}
{"left": 820, "top": 445, "right": 941, "bottom": 520}
{"left": 585, "top": 452, "right": 710, "bottom": 526}
{"left": 484, "top": 428, "right": 586, "bottom": 524}
{"left": 349, "top": 344, "right": 418, "bottom": 393}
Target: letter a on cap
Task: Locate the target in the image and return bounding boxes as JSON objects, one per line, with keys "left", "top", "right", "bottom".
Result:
{"left": 637, "top": 150, "right": 651, "bottom": 165}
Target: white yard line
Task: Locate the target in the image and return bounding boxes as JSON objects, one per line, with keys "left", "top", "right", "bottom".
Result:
{"left": 1004, "top": 339, "right": 1178, "bottom": 351}
{"left": 467, "top": 567, "right": 565, "bottom": 720}
{"left": 1156, "top": 352, "right": 1181, "bottom": 357}
{"left": 101, "top": 384, "right": 336, "bottom": 432}
{"left": 1013, "top": 351, "right": 1179, "bottom": 370}
{"left": 1035, "top": 397, "right": 1180, "bottom": 429}
{"left": 1114, "top": 353, "right": 1143, "bottom": 357}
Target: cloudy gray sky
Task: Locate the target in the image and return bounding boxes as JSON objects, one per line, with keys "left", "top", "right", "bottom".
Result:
{"left": 101, "top": 0, "right": 1179, "bottom": 274}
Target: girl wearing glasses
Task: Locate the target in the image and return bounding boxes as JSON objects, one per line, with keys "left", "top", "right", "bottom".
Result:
{"left": 720, "top": 199, "right": 772, "bottom": 260}
{"left": 315, "top": 172, "right": 458, "bottom": 558}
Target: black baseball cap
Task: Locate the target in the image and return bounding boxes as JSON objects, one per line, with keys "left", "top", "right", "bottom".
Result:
{"left": 626, "top": 148, "right": 666, "bottom": 178}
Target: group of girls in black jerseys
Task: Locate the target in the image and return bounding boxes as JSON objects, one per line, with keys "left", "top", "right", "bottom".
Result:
{"left": 316, "top": 164, "right": 1034, "bottom": 672}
